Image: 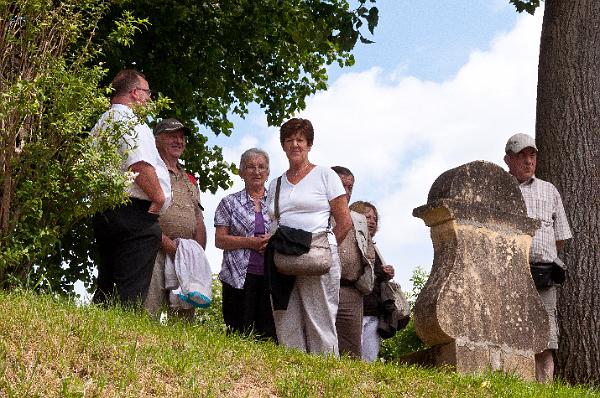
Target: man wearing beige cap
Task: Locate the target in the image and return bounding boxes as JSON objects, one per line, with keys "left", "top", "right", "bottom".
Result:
{"left": 144, "top": 118, "right": 207, "bottom": 317}
{"left": 504, "top": 133, "right": 572, "bottom": 382}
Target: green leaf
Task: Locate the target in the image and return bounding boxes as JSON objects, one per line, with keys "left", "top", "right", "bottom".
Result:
{"left": 367, "top": 7, "right": 379, "bottom": 35}
{"left": 509, "top": 0, "right": 541, "bottom": 15}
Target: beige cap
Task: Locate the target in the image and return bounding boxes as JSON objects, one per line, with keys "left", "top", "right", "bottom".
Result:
{"left": 154, "top": 118, "right": 191, "bottom": 136}
{"left": 505, "top": 133, "right": 537, "bottom": 154}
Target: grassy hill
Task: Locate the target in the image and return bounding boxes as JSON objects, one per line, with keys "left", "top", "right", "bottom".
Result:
{"left": 0, "top": 290, "right": 597, "bottom": 397}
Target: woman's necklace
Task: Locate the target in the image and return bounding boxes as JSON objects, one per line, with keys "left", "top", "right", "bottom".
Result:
{"left": 248, "top": 189, "right": 264, "bottom": 212}
{"left": 248, "top": 189, "right": 264, "bottom": 200}
{"left": 288, "top": 162, "right": 311, "bottom": 179}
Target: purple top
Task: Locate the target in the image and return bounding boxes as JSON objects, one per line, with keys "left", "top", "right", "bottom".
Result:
{"left": 247, "top": 211, "right": 266, "bottom": 275}
{"left": 214, "top": 188, "right": 271, "bottom": 289}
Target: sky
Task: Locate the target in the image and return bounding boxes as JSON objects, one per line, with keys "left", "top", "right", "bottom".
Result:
{"left": 200, "top": 1, "right": 544, "bottom": 292}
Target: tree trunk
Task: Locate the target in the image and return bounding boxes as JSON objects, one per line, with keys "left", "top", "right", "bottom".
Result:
{"left": 536, "top": 0, "right": 600, "bottom": 384}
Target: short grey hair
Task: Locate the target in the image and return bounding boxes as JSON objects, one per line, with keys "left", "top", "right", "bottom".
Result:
{"left": 239, "top": 148, "right": 270, "bottom": 173}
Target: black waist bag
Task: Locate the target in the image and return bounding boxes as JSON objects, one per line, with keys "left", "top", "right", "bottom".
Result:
{"left": 530, "top": 263, "right": 554, "bottom": 289}
{"left": 551, "top": 263, "right": 566, "bottom": 285}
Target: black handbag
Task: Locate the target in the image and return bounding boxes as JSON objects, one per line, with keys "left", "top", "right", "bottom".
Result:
{"left": 531, "top": 263, "right": 564, "bottom": 289}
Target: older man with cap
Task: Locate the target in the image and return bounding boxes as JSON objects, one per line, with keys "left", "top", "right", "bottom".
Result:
{"left": 504, "top": 133, "right": 572, "bottom": 383}
{"left": 143, "top": 118, "right": 207, "bottom": 318}
{"left": 92, "top": 69, "right": 171, "bottom": 306}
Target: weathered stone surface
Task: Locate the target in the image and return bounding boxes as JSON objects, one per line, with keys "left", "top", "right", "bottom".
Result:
{"left": 410, "top": 160, "right": 548, "bottom": 380}
{"left": 399, "top": 342, "right": 536, "bottom": 380}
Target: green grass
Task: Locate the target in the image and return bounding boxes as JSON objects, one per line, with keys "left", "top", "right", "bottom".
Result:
{"left": 0, "top": 290, "right": 597, "bottom": 397}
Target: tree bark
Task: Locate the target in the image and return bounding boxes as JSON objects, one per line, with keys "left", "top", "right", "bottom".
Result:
{"left": 536, "top": 0, "right": 600, "bottom": 384}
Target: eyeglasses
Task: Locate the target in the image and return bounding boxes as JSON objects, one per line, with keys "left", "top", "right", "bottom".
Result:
{"left": 135, "top": 87, "right": 152, "bottom": 96}
{"left": 244, "top": 166, "right": 268, "bottom": 173}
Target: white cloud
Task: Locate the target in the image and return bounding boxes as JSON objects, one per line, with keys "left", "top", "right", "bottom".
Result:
{"left": 203, "top": 11, "right": 543, "bottom": 291}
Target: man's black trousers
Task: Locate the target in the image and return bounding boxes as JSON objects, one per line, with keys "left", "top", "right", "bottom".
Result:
{"left": 92, "top": 199, "right": 161, "bottom": 306}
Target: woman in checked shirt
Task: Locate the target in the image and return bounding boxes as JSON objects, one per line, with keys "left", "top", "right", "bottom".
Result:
{"left": 214, "top": 148, "right": 276, "bottom": 341}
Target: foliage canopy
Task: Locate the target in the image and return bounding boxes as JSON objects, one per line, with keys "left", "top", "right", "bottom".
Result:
{"left": 95, "top": 0, "right": 380, "bottom": 192}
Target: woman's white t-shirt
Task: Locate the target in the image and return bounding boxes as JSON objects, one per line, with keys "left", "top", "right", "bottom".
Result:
{"left": 267, "top": 165, "right": 346, "bottom": 233}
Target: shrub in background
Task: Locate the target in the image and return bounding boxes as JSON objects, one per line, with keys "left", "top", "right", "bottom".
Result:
{"left": 379, "top": 266, "right": 429, "bottom": 362}
{"left": 0, "top": 1, "right": 155, "bottom": 293}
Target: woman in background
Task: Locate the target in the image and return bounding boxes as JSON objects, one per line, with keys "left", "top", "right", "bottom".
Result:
{"left": 268, "top": 118, "right": 352, "bottom": 355}
{"left": 214, "top": 148, "right": 276, "bottom": 340}
{"left": 350, "top": 201, "right": 395, "bottom": 362}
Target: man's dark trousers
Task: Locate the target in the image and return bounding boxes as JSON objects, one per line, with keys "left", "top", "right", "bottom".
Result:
{"left": 92, "top": 198, "right": 161, "bottom": 306}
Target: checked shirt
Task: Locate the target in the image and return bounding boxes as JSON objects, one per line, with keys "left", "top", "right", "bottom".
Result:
{"left": 519, "top": 177, "right": 572, "bottom": 263}
{"left": 214, "top": 188, "right": 271, "bottom": 289}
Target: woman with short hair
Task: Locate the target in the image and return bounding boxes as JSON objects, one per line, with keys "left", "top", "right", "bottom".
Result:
{"left": 267, "top": 118, "right": 352, "bottom": 355}
{"left": 215, "top": 148, "right": 276, "bottom": 340}
{"left": 350, "top": 200, "right": 395, "bottom": 362}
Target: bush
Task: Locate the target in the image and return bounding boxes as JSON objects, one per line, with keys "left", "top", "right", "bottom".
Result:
{"left": 379, "top": 266, "right": 429, "bottom": 362}
{"left": 0, "top": 1, "right": 149, "bottom": 291}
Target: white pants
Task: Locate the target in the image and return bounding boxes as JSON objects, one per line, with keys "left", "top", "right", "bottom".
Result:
{"left": 273, "top": 238, "right": 341, "bottom": 356}
{"left": 361, "top": 315, "right": 381, "bottom": 362}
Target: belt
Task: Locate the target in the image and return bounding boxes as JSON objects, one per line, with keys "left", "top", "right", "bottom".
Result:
{"left": 127, "top": 197, "right": 152, "bottom": 211}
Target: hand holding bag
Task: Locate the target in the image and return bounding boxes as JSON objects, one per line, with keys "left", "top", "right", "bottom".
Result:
{"left": 272, "top": 176, "right": 333, "bottom": 276}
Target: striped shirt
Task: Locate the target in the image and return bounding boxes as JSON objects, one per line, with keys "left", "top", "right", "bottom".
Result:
{"left": 214, "top": 188, "right": 271, "bottom": 289}
{"left": 519, "top": 177, "right": 572, "bottom": 263}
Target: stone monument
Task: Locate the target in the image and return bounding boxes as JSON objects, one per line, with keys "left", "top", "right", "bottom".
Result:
{"left": 409, "top": 160, "right": 548, "bottom": 380}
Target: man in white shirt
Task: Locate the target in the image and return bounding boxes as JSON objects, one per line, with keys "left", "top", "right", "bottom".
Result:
{"left": 92, "top": 69, "right": 172, "bottom": 306}
{"left": 504, "top": 133, "right": 572, "bottom": 382}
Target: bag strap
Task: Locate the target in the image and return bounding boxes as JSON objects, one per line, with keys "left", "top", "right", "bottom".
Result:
{"left": 275, "top": 176, "right": 282, "bottom": 222}
{"left": 374, "top": 244, "right": 386, "bottom": 266}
